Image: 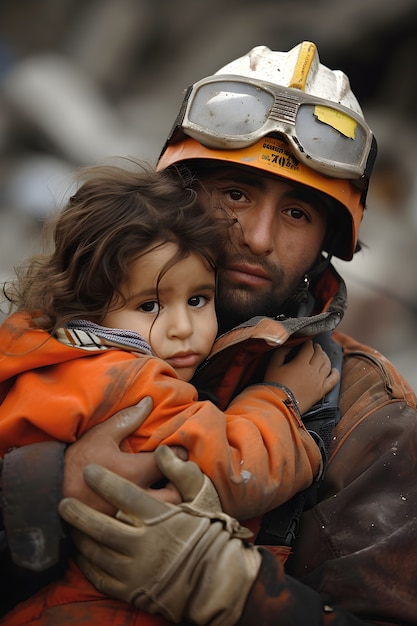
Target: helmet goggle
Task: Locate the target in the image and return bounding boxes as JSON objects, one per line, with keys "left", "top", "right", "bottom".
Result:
{"left": 169, "top": 74, "right": 375, "bottom": 185}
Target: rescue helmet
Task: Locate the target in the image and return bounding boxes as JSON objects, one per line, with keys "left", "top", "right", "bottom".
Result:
{"left": 158, "top": 41, "right": 377, "bottom": 261}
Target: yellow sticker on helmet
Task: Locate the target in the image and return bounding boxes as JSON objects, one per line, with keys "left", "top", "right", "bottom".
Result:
{"left": 314, "top": 105, "right": 357, "bottom": 139}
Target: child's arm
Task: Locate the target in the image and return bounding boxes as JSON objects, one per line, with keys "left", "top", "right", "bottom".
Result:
{"left": 0, "top": 346, "right": 333, "bottom": 524}
{"left": 263, "top": 340, "right": 340, "bottom": 415}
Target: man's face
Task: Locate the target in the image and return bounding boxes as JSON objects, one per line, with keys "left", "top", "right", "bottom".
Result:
{"left": 197, "top": 166, "right": 328, "bottom": 330}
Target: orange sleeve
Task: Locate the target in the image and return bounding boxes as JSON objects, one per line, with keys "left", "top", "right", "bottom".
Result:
{"left": 137, "top": 378, "right": 321, "bottom": 519}
{"left": 0, "top": 349, "right": 320, "bottom": 520}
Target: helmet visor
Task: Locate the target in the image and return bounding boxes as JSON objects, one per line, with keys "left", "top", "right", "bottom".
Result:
{"left": 175, "top": 75, "right": 374, "bottom": 181}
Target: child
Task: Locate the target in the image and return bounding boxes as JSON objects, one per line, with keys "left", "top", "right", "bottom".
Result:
{"left": 0, "top": 162, "right": 337, "bottom": 625}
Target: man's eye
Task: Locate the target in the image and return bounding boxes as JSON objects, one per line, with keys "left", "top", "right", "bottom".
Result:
{"left": 139, "top": 301, "right": 159, "bottom": 313}
{"left": 188, "top": 295, "right": 208, "bottom": 308}
{"left": 285, "top": 207, "right": 308, "bottom": 220}
{"left": 228, "top": 189, "right": 243, "bottom": 201}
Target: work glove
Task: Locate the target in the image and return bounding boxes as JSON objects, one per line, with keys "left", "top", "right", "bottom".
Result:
{"left": 59, "top": 446, "right": 262, "bottom": 625}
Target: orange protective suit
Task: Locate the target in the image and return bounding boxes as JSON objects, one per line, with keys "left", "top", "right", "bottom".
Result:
{"left": 0, "top": 310, "right": 320, "bottom": 625}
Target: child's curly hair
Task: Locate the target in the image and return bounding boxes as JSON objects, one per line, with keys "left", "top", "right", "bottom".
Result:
{"left": 3, "top": 161, "right": 229, "bottom": 333}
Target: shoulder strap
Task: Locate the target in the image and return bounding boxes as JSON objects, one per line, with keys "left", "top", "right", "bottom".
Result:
{"left": 255, "top": 331, "right": 343, "bottom": 547}
{"left": 302, "top": 331, "right": 343, "bottom": 451}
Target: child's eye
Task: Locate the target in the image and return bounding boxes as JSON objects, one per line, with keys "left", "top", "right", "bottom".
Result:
{"left": 188, "top": 295, "right": 209, "bottom": 308}
{"left": 138, "top": 301, "right": 160, "bottom": 314}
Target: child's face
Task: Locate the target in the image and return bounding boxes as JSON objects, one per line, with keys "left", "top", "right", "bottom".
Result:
{"left": 102, "top": 242, "right": 218, "bottom": 382}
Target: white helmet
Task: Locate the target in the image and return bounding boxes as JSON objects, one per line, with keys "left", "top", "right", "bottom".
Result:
{"left": 158, "top": 42, "right": 377, "bottom": 260}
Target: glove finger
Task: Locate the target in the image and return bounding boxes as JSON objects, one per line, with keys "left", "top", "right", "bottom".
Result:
{"left": 77, "top": 553, "right": 127, "bottom": 600}
{"left": 72, "top": 528, "right": 131, "bottom": 581}
{"left": 155, "top": 445, "right": 204, "bottom": 502}
{"left": 83, "top": 464, "right": 175, "bottom": 520}
{"left": 59, "top": 497, "right": 140, "bottom": 551}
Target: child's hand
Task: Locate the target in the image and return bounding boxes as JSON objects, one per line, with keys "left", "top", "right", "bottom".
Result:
{"left": 264, "top": 340, "right": 339, "bottom": 415}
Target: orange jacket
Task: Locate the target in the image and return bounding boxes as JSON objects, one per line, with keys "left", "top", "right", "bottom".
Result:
{"left": 0, "top": 311, "right": 320, "bottom": 519}
{"left": 0, "top": 310, "right": 320, "bottom": 626}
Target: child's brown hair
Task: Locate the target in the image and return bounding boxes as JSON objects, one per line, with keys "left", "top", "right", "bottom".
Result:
{"left": 4, "top": 161, "right": 228, "bottom": 333}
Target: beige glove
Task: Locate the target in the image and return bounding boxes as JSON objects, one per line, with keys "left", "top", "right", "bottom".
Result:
{"left": 59, "top": 446, "right": 262, "bottom": 626}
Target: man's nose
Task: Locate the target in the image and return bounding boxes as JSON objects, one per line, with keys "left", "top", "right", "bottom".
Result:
{"left": 239, "top": 204, "right": 275, "bottom": 256}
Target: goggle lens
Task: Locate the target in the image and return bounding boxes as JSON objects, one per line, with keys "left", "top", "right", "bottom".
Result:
{"left": 295, "top": 104, "right": 368, "bottom": 167}
{"left": 187, "top": 81, "right": 274, "bottom": 140}
{"left": 181, "top": 79, "right": 372, "bottom": 179}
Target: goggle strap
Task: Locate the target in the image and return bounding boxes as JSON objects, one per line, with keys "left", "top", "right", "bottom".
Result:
{"left": 162, "top": 85, "right": 193, "bottom": 152}
{"left": 350, "top": 135, "right": 378, "bottom": 210}
{"left": 365, "top": 136, "right": 378, "bottom": 181}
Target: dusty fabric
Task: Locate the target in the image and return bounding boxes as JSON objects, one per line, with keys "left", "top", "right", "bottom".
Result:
{"left": 3, "top": 261, "right": 413, "bottom": 624}
{"left": 239, "top": 331, "right": 417, "bottom": 625}
{"left": 0, "top": 304, "right": 321, "bottom": 625}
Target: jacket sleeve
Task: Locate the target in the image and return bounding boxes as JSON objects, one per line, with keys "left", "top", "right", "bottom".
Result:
{"left": 1, "top": 441, "right": 68, "bottom": 570}
{"left": 0, "top": 442, "right": 71, "bottom": 617}
{"left": 280, "top": 332, "right": 417, "bottom": 625}
{"left": 134, "top": 368, "right": 322, "bottom": 520}
{"left": 238, "top": 548, "right": 372, "bottom": 626}
{"left": 0, "top": 351, "right": 322, "bottom": 523}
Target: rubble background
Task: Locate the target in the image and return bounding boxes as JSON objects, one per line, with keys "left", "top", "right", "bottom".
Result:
{"left": 1, "top": 0, "right": 417, "bottom": 388}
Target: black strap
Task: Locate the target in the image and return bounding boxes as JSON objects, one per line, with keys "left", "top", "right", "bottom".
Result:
{"left": 302, "top": 331, "right": 342, "bottom": 452}
{"left": 255, "top": 331, "right": 343, "bottom": 547}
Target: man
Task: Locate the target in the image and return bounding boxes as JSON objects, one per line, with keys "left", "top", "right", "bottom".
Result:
{"left": 2, "top": 41, "right": 417, "bottom": 625}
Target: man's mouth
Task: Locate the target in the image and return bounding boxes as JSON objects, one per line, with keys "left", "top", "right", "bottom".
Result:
{"left": 223, "top": 263, "right": 271, "bottom": 287}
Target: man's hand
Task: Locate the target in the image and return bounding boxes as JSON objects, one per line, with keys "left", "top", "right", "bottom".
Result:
{"left": 63, "top": 398, "right": 186, "bottom": 514}
{"left": 59, "top": 447, "right": 261, "bottom": 625}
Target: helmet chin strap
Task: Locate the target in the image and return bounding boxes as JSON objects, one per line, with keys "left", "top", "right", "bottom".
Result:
{"left": 278, "top": 250, "right": 334, "bottom": 319}
{"left": 308, "top": 251, "right": 333, "bottom": 281}
{"left": 278, "top": 274, "right": 313, "bottom": 319}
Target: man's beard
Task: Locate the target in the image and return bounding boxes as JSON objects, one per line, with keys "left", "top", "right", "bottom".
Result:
{"left": 215, "top": 266, "right": 293, "bottom": 334}
{"left": 215, "top": 290, "right": 276, "bottom": 334}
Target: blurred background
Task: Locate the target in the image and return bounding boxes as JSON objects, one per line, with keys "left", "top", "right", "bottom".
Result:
{"left": 1, "top": 0, "right": 417, "bottom": 388}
